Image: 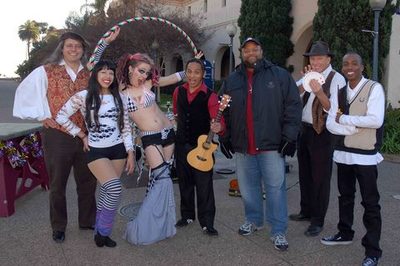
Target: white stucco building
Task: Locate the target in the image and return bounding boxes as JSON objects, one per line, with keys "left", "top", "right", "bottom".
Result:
{"left": 113, "top": 0, "right": 400, "bottom": 107}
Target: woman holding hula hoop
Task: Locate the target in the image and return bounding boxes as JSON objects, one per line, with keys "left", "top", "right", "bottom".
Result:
{"left": 56, "top": 60, "right": 135, "bottom": 248}
{"left": 97, "top": 28, "right": 188, "bottom": 245}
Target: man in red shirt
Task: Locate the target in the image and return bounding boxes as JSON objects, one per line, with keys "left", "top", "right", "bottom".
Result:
{"left": 173, "top": 58, "right": 224, "bottom": 236}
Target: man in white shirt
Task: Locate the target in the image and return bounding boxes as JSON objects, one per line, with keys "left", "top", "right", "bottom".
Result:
{"left": 321, "top": 52, "right": 384, "bottom": 266}
{"left": 290, "top": 41, "right": 346, "bottom": 237}
{"left": 13, "top": 32, "right": 110, "bottom": 243}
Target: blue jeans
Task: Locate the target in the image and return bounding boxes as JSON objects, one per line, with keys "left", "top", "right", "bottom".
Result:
{"left": 236, "top": 151, "right": 288, "bottom": 236}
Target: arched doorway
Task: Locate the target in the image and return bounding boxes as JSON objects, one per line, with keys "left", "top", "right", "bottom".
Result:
{"left": 172, "top": 54, "right": 184, "bottom": 72}
{"left": 287, "top": 25, "right": 313, "bottom": 80}
{"left": 220, "top": 47, "right": 235, "bottom": 80}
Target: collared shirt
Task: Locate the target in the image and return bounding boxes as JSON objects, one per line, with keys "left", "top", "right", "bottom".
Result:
{"left": 326, "top": 77, "right": 385, "bottom": 165}
{"left": 172, "top": 82, "right": 225, "bottom": 135}
{"left": 297, "top": 65, "right": 346, "bottom": 124}
{"left": 13, "top": 60, "right": 85, "bottom": 121}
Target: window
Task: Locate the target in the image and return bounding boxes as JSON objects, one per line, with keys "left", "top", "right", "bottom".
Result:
{"left": 188, "top": 6, "right": 191, "bottom": 17}
{"left": 204, "top": 0, "right": 207, "bottom": 12}
{"left": 222, "top": 0, "right": 226, "bottom": 7}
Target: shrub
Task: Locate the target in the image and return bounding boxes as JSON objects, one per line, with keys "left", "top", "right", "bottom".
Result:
{"left": 381, "top": 109, "right": 400, "bottom": 154}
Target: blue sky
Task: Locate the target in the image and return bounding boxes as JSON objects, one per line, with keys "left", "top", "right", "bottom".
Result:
{"left": 0, "top": 0, "right": 86, "bottom": 77}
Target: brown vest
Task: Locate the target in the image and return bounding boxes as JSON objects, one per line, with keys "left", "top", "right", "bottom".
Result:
{"left": 303, "top": 71, "right": 335, "bottom": 134}
{"left": 44, "top": 64, "right": 90, "bottom": 134}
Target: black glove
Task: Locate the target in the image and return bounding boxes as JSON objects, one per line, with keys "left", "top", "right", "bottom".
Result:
{"left": 220, "top": 140, "right": 234, "bottom": 159}
{"left": 278, "top": 140, "right": 296, "bottom": 157}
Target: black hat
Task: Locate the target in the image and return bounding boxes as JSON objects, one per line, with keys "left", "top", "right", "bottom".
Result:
{"left": 303, "top": 41, "right": 334, "bottom": 57}
{"left": 240, "top": 37, "right": 261, "bottom": 49}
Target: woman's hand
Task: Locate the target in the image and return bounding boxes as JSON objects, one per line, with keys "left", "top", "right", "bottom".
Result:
{"left": 104, "top": 27, "right": 120, "bottom": 44}
{"left": 125, "top": 150, "right": 135, "bottom": 175}
{"left": 42, "top": 118, "right": 58, "bottom": 128}
{"left": 82, "top": 136, "right": 90, "bottom": 152}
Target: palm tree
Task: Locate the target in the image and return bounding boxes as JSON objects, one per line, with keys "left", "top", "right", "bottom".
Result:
{"left": 18, "top": 20, "right": 41, "bottom": 59}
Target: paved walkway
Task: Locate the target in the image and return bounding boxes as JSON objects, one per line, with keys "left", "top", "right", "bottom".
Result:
{"left": 1, "top": 150, "right": 399, "bottom": 266}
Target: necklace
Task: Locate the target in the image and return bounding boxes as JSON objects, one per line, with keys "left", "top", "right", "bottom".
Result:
{"left": 248, "top": 82, "right": 253, "bottom": 94}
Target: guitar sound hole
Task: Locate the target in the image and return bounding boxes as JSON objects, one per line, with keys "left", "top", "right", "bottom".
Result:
{"left": 196, "top": 155, "right": 207, "bottom": 162}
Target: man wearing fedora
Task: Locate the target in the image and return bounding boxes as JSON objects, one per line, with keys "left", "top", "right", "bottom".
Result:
{"left": 219, "top": 37, "right": 302, "bottom": 251}
{"left": 289, "top": 41, "right": 346, "bottom": 237}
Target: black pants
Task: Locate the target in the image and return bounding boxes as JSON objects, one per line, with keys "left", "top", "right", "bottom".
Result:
{"left": 42, "top": 128, "right": 97, "bottom": 232}
{"left": 336, "top": 163, "right": 382, "bottom": 258}
{"left": 297, "top": 125, "right": 333, "bottom": 227}
{"left": 175, "top": 143, "right": 216, "bottom": 228}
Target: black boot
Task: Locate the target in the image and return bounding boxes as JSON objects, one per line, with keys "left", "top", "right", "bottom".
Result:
{"left": 94, "top": 232, "right": 117, "bottom": 248}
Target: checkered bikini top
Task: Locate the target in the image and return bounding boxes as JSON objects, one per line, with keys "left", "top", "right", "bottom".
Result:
{"left": 126, "top": 89, "right": 156, "bottom": 112}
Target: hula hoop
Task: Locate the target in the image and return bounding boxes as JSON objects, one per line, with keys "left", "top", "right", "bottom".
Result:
{"left": 88, "top": 16, "right": 198, "bottom": 65}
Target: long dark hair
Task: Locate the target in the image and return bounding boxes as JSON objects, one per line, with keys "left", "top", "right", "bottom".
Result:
{"left": 85, "top": 60, "right": 124, "bottom": 132}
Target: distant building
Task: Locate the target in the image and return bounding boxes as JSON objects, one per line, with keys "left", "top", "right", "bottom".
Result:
{"left": 111, "top": 0, "right": 400, "bottom": 107}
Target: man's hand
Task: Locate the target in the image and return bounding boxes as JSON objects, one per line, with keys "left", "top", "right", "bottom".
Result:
{"left": 300, "top": 64, "right": 313, "bottom": 76}
{"left": 278, "top": 140, "right": 296, "bottom": 157}
{"left": 210, "top": 119, "right": 223, "bottom": 134}
{"left": 194, "top": 50, "right": 204, "bottom": 60}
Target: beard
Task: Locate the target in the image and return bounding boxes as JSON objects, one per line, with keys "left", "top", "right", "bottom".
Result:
{"left": 244, "top": 57, "right": 261, "bottom": 69}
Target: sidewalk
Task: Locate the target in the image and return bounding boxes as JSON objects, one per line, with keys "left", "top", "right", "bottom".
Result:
{"left": 1, "top": 151, "right": 399, "bottom": 266}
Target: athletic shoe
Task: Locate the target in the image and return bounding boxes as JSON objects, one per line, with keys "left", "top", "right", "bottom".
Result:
{"left": 175, "top": 218, "right": 194, "bottom": 227}
{"left": 320, "top": 233, "right": 353, "bottom": 246}
{"left": 238, "top": 221, "right": 260, "bottom": 236}
{"left": 270, "top": 233, "right": 289, "bottom": 251}
{"left": 362, "top": 256, "right": 379, "bottom": 266}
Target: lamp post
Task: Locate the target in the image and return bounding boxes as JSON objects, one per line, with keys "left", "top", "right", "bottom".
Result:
{"left": 226, "top": 23, "right": 237, "bottom": 73}
{"left": 369, "top": 0, "right": 386, "bottom": 81}
{"left": 151, "top": 39, "right": 160, "bottom": 102}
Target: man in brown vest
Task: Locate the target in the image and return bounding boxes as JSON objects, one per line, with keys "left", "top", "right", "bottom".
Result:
{"left": 322, "top": 52, "right": 384, "bottom": 266}
{"left": 289, "top": 41, "right": 346, "bottom": 237}
{"left": 13, "top": 32, "right": 110, "bottom": 243}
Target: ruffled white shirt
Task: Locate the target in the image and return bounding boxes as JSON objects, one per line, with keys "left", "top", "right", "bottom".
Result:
{"left": 13, "top": 60, "right": 84, "bottom": 121}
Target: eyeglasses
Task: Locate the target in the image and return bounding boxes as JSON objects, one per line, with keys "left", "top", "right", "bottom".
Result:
{"left": 137, "top": 68, "right": 151, "bottom": 77}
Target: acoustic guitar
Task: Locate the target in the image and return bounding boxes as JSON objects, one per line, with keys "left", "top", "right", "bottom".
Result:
{"left": 187, "top": 94, "right": 231, "bottom": 172}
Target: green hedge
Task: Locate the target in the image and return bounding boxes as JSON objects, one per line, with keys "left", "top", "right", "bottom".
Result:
{"left": 382, "top": 109, "right": 400, "bottom": 154}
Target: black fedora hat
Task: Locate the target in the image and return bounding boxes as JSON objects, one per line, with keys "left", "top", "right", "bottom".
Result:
{"left": 303, "top": 41, "right": 334, "bottom": 57}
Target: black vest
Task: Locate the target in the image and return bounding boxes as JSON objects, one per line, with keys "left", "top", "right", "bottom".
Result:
{"left": 176, "top": 86, "right": 212, "bottom": 146}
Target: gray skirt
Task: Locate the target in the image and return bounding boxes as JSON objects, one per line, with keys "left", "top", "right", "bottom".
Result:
{"left": 124, "top": 177, "right": 176, "bottom": 245}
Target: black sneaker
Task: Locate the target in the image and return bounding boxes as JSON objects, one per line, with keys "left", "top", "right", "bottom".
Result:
{"left": 175, "top": 218, "right": 194, "bottom": 227}
{"left": 202, "top": 226, "right": 219, "bottom": 236}
{"left": 320, "top": 233, "right": 352, "bottom": 246}
{"left": 362, "top": 256, "right": 379, "bottom": 266}
{"left": 52, "top": 230, "right": 65, "bottom": 243}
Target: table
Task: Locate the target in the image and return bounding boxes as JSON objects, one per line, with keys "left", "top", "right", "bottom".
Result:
{"left": 0, "top": 123, "right": 49, "bottom": 217}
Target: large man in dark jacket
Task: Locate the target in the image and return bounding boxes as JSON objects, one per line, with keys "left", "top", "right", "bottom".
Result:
{"left": 219, "top": 38, "right": 302, "bottom": 251}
